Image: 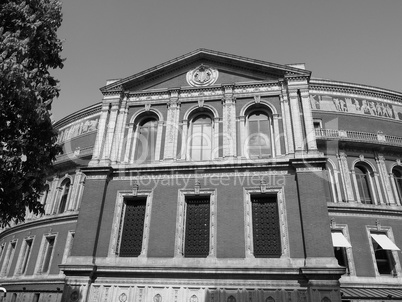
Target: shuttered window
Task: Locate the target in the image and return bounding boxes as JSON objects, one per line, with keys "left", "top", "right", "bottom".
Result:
{"left": 119, "top": 198, "right": 147, "bottom": 257}
{"left": 251, "top": 195, "right": 281, "bottom": 257}
{"left": 184, "top": 197, "right": 210, "bottom": 257}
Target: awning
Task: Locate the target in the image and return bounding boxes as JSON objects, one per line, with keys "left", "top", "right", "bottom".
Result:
{"left": 331, "top": 232, "right": 351, "bottom": 247}
{"left": 370, "top": 233, "right": 400, "bottom": 251}
{"left": 341, "top": 287, "right": 402, "bottom": 300}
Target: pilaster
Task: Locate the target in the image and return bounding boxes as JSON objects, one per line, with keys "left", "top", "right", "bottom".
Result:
{"left": 287, "top": 89, "right": 304, "bottom": 153}
{"left": 376, "top": 154, "right": 395, "bottom": 204}
{"left": 71, "top": 167, "right": 112, "bottom": 257}
{"left": 280, "top": 86, "right": 294, "bottom": 154}
{"left": 99, "top": 98, "right": 121, "bottom": 165}
{"left": 299, "top": 89, "right": 318, "bottom": 151}
{"left": 67, "top": 170, "right": 81, "bottom": 211}
{"left": 222, "top": 85, "right": 237, "bottom": 158}
{"left": 46, "top": 176, "right": 59, "bottom": 215}
{"left": 337, "top": 152, "right": 355, "bottom": 202}
{"left": 164, "top": 89, "right": 181, "bottom": 160}
{"left": 90, "top": 102, "right": 111, "bottom": 166}
{"left": 110, "top": 96, "right": 128, "bottom": 164}
{"left": 292, "top": 160, "right": 337, "bottom": 260}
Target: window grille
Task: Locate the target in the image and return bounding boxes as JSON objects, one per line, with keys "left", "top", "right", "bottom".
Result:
{"left": 119, "top": 198, "right": 146, "bottom": 257}
{"left": 184, "top": 197, "right": 210, "bottom": 257}
{"left": 251, "top": 195, "right": 281, "bottom": 257}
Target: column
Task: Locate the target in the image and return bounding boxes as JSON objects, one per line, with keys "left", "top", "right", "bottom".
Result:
{"left": 272, "top": 113, "right": 281, "bottom": 156}
{"left": 390, "top": 172, "right": 402, "bottom": 206}
{"left": 372, "top": 172, "right": 381, "bottom": 205}
{"left": 180, "top": 119, "right": 188, "bottom": 159}
{"left": 123, "top": 124, "right": 134, "bottom": 163}
{"left": 154, "top": 121, "right": 164, "bottom": 161}
{"left": 164, "top": 89, "right": 181, "bottom": 160}
{"left": 299, "top": 88, "right": 318, "bottom": 151}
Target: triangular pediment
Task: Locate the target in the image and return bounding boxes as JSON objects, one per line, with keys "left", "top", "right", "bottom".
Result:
{"left": 100, "top": 49, "right": 311, "bottom": 94}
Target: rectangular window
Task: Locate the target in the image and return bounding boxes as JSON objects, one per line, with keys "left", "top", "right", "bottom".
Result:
{"left": 42, "top": 237, "right": 55, "bottom": 273}
{"left": 184, "top": 196, "right": 210, "bottom": 258}
{"left": 370, "top": 233, "right": 400, "bottom": 275}
{"left": 0, "top": 243, "right": 5, "bottom": 262}
{"left": 331, "top": 231, "right": 351, "bottom": 273}
{"left": 32, "top": 293, "right": 40, "bottom": 302}
{"left": 1, "top": 241, "right": 17, "bottom": 276}
{"left": 251, "top": 195, "right": 281, "bottom": 258}
{"left": 20, "top": 239, "right": 33, "bottom": 274}
{"left": 119, "top": 198, "right": 147, "bottom": 257}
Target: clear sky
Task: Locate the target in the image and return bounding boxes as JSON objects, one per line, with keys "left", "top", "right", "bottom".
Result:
{"left": 51, "top": 0, "right": 402, "bottom": 122}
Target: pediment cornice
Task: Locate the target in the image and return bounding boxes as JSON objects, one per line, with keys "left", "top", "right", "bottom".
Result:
{"left": 100, "top": 49, "right": 311, "bottom": 95}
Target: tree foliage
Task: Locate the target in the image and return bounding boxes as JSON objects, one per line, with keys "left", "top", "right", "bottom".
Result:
{"left": 0, "top": 0, "right": 63, "bottom": 226}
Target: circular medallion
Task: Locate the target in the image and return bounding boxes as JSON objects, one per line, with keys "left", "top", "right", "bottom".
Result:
{"left": 186, "top": 64, "right": 218, "bottom": 87}
{"left": 70, "top": 291, "right": 79, "bottom": 302}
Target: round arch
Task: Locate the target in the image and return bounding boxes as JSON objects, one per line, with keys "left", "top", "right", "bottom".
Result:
{"left": 351, "top": 158, "right": 377, "bottom": 173}
{"left": 239, "top": 99, "right": 278, "bottom": 117}
{"left": 183, "top": 104, "right": 219, "bottom": 121}
{"left": 129, "top": 108, "right": 164, "bottom": 125}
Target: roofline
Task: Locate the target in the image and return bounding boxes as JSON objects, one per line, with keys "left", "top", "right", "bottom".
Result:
{"left": 310, "top": 78, "right": 402, "bottom": 98}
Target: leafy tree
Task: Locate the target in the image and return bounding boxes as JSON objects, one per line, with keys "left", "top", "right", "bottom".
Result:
{"left": 0, "top": 0, "right": 63, "bottom": 226}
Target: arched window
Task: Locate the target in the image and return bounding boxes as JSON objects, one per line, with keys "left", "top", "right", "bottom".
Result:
{"left": 392, "top": 167, "right": 402, "bottom": 202}
{"left": 354, "top": 165, "right": 373, "bottom": 204}
{"left": 188, "top": 114, "right": 213, "bottom": 161}
{"left": 245, "top": 111, "right": 272, "bottom": 158}
{"left": 58, "top": 179, "right": 71, "bottom": 214}
{"left": 134, "top": 117, "right": 158, "bottom": 163}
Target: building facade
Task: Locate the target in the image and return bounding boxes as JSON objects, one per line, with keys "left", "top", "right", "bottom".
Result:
{"left": 0, "top": 49, "right": 402, "bottom": 302}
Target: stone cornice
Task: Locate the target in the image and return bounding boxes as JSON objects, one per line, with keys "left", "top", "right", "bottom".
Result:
{"left": 0, "top": 213, "right": 78, "bottom": 238}
{"left": 53, "top": 103, "right": 102, "bottom": 130}
{"left": 328, "top": 203, "right": 402, "bottom": 218}
{"left": 310, "top": 78, "right": 402, "bottom": 104}
{"left": 122, "top": 81, "right": 281, "bottom": 106}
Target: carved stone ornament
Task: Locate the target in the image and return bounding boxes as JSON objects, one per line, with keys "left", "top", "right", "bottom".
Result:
{"left": 186, "top": 64, "right": 219, "bottom": 87}
{"left": 119, "top": 293, "right": 128, "bottom": 302}
{"left": 154, "top": 294, "right": 162, "bottom": 302}
{"left": 190, "top": 295, "right": 198, "bottom": 302}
